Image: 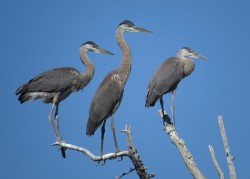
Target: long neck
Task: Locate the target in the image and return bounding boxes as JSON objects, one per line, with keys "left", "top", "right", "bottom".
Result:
{"left": 177, "top": 50, "right": 185, "bottom": 59}
{"left": 116, "top": 28, "right": 131, "bottom": 85}
{"left": 79, "top": 48, "right": 95, "bottom": 84}
{"left": 182, "top": 58, "right": 195, "bottom": 78}
{"left": 177, "top": 51, "right": 195, "bottom": 78}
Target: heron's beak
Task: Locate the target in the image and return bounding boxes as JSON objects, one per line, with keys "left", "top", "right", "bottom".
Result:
{"left": 132, "top": 26, "right": 152, "bottom": 33}
{"left": 189, "top": 51, "right": 208, "bottom": 60}
{"left": 97, "top": 48, "right": 114, "bottom": 55}
{"left": 198, "top": 54, "right": 208, "bottom": 60}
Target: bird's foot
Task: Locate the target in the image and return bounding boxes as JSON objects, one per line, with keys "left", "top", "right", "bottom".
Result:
{"left": 162, "top": 114, "right": 173, "bottom": 126}
{"left": 115, "top": 148, "right": 124, "bottom": 161}
{"left": 97, "top": 154, "right": 106, "bottom": 166}
{"left": 55, "top": 137, "right": 67, "bottom": 158}
{"left": 100, "top": 152, "right": 104, "bottom": 160}
{"left": 56, "top": 136, "right": 66, "bottom": 144}
{"left": 118, "top": 156, "right": 123, "bottom": 162}
{"left": 115, "top": 148, "right": 121, "bottom": 154}
{"left": 60, "top": 147, "right": 67, "bottom": 158}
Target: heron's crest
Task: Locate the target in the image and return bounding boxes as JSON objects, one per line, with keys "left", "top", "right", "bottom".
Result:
{"left": 118, "top": 20, "right": 135, "bottom": 27}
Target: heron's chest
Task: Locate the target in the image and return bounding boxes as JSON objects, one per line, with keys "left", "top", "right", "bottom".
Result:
{"left": 72, "top": 75, "right": 92, "bottom": 92}
{"left": 183, "top": 59, "right": 195, "bottom": 78}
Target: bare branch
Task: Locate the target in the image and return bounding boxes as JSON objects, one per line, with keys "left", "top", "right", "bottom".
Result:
{"left": 52, "top": 142, "right": 129, "bottom": 161}
{"left": 121, "top": 125, "right": 156, "bottom": 179}
{"left": 52, "top": 125, "right": 155, "bottom": 179}
{"left": 158, "top": 110, "right": 206, "bottom": 179}
{"left": 208, "top": 145, "right": 224, "bottom": 179}
{"left": 116, "top": 167, "right": 136, "bottom": 179}
{"left": 218, "top": 115, "right": 237, "bottom": 179}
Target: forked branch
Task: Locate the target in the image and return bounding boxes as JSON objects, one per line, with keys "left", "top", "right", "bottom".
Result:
{"left": 218, "top": 115, "right": 237, "bottom": 179}
{"left": 121, "top": 125, "right": 156, "bottom": 179}
{"left": 52, "top": 126, "right": 155, "bottom": 179}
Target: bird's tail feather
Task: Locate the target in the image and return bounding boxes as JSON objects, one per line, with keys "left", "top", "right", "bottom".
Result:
{"left": 145, "top": 90, "right": 158, "bottom": 107}
{"left": 18, "top": 93, "right": 39, "bottom": 103}
{"left": 86, "top": 116, "right": 104, "bottom": 136}
{"left": 86, "top": 119, "right": 96, "bottom": 136}
{"left": 16, "top": 83, "right": 29, "bottom": 95}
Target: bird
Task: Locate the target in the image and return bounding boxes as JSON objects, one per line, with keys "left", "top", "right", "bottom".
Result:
{"left": 16, "top": 41, "right": 113, "bottom": 145}
{"left": 145, "top": 47, "right": 207, "bottom": 125}
{"left": 86, "top": 20, "right": 151, "bottom": 156}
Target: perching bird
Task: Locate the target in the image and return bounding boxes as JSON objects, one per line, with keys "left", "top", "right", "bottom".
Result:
{"left": 145, "top": 47, "right": 207, "bottom": 125}
{"left": 86, "top": 20, "right": 151, "bottom": 155}
{"left": 16, "top": 41, "right": 113, "bottom": 144}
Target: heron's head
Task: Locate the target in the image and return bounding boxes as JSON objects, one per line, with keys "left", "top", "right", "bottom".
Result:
{"left": 178, "top": 47, "right": 208, "bottom": 60}
{"left": 80, "top": 41, "right": 114, "bottom": 55}
{"left": 118, "top": 20, "right": 151, "bottom": 33}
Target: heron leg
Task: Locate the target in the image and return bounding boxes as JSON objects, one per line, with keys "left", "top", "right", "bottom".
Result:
{"left": 100, "top": 119, "right": 107, "bottom": 156}
{"left": 160, "top": 97, "right": 172, "bottom": 125}
{"left": 55, "top": 104, "right": 64, "bottom": 142}
{"left": 111, "top": 115, "right": 120, "bottom": 153}
{"left": 48, "top": 103, "right": 60, "bottom": 141}
{"left": 171, "top": 90, "right": 176, "bottom": 126}
{"left": 54, "top": 104, "right": 67, "bottom": 158}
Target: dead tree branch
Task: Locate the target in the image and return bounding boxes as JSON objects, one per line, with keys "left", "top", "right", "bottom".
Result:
{"left": 208, "top": 145, "right": 224, "bottom": 179}
{"left": 218, "top": 115, "right": 237, "bottom": 179}
{"left": 52, "top": 125, "right": 155, "bottom": 179}
{"left": 158, "top": 110, "right": 206, "bottom": 179}
{"left": 116, "top": 167, "right": 136, "bottom": 179}
{"left": 52, "top": 142, "right": 129, "bottom": 161}
{"left": 121, "top": 125, "right": 156, "bottom": 179}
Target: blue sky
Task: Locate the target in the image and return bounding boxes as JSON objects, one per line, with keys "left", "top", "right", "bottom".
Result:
{"left": 2, "top": 0, "right": 250, "bottom": 178}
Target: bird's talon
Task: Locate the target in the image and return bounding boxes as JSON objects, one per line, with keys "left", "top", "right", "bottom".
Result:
{"left": 100, "top": 153, "right": 104, "bottom": 160}
{"left": 115, "top": 149, "right": 121, "bottom": 154}
{"left": 60, "top": 147, "right": 67, "bottom": 158}
{"left": 118, "top": 156, "right": 123, "bottom": 161}
{"left": 97, "top": 158, "right": 106, "bottom": 166}
{"left": 56, "top": 137, "right": 65, "bottom": 144}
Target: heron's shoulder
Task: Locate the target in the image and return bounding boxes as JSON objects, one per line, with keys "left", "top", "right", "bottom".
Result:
{"left": 53, "top": 67, "right": 79, "bottom": 73}
{"left": 36, "top": 67, "right": 79, "bottom": 75}
{"left": 165, "top": 57, "right": 181, "bottom": 63}
{"left": 97, "top": 71, "right": 122, "bottom": 90}
{"left": 158, "top": 57, "right": 183, "bottom": 69}
{"left": 52, "top": 67, "right": 80, "bottom": 77}
{"left": 29, "top": 67, "right": 80, "bottom": 83}
{"left": 104, "top": 71, "right": 122, "bottom": 82}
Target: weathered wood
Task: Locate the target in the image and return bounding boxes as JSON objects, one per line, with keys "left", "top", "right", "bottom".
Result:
{"left": 121, "top": 126, "right": 156, "bottom": 179}
{"left": 218, "top": 115, "right": 237, "bottom": 179}
{"left": 158, "top": 110, "right": 206, "bottom": 179}
{"left": 52, "top": 142, "right": 129, "bottom": 161}
{"left": 52, "top": 126, "right": 155, "bottom": 179}
{"left": 208, "top": 144, "right": 224, "bottom": 179}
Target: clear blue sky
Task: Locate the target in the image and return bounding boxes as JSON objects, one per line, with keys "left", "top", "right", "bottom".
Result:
{"left": 2, "top": 0, "right": 250, "bottom": 178}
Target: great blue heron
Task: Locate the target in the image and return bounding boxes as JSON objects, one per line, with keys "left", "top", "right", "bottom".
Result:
{"left": 86, "top": 20, "right": 151, "bottom": 155}
{"left": 16, "top": 41, "right": 113, "bottom": 144}
{"left": 145, "top": 47, "right": 207, "bottom": 125}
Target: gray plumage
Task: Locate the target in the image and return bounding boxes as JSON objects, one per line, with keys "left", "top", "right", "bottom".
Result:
{"left": 87, "top": 71, "right": 124, "bottom": 135}
{"left": 16, "top": 41, "right": 113, "bottom": 144}
{"left": 16, "top": 67, "right": 86, "bottom": 104}
{"left": 146, "top": 47, "right": 207, "bottom": 124}
{"left": 86, "top": 20, "right": 151, "bottom": 155}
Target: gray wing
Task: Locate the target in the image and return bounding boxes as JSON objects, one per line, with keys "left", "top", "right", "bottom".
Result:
{"left": 16, "top": 67, "right": 81, "bottom": 103}
{"left": 86, "top": 71, "right": 123, "bottom": 136}
{"left": 16, "top": 67, "right": 80, "bottom": 94}
{"left": 146, "top": 57, "right": 184, "bottom": 107}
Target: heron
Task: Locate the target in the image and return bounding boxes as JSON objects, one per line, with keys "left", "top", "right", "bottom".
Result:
{"left": 86, "top": 20, "right": 151, "bottom": 156}
{"left": 145, "top": 47, "right": 207, "bottom": 125}
{"left": 16, "top": 41, "right": 113, "bottom": 145}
